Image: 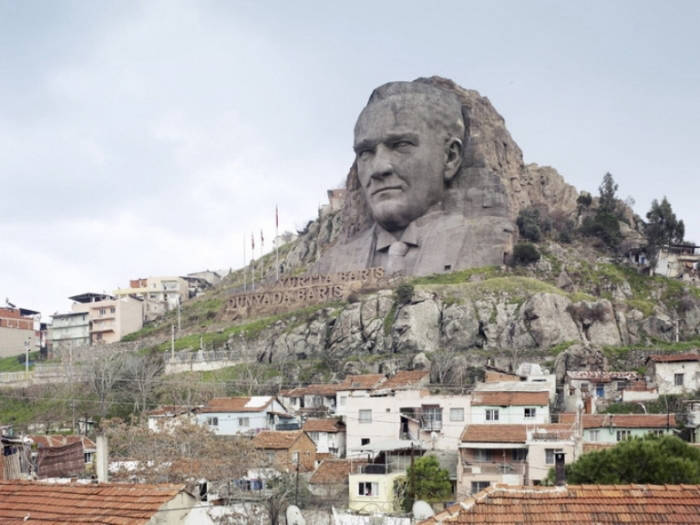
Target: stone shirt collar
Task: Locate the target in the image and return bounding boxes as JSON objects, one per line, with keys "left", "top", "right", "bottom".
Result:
{"left": 374, "top": 208, "right": 445, "bottom": 251}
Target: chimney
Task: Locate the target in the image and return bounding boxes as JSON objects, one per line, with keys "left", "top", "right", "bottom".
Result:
{"left": 96, "top": 435, "right": 109, "bottom": 483}
{"left": 554, "top": 452, "right": 566, "bottom": 486}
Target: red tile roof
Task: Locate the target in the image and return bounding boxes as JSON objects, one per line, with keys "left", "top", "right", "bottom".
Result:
{"left": 252, "top": 430, "right": 310, "bottom": 450}
{"left": 200, "top": 396, "right": 275, "bottom": 413}
{"left": 559, "top": 413, "right": 677, "bottom": 429}
{"left": 420, "top": 484, "right": 700, "bottom": 524}
{"left": 340, "top": 374, "right": 386, "bottom": 390}
{"left": 28, "top": 435, "right": 96, "bottom": 449}
{"left": 648, "top": 353, "right": 700, "bottom": 363}
{"left": 309, "top": 459, "right": 356, "bottom": 485}
{"left": 0, "top": 480, "right": 188, "bottom": 524}
{"left": 460, "top": 424, "right": 572, "bottom": 444}
{"left": 380, "top": 370, "right": 430, "bottom": 390}
{"left": 472, "top": 391, "right": 549, "bottom": 407}
{"left": 303, "top": 418, "right": 345, "bottom": 433}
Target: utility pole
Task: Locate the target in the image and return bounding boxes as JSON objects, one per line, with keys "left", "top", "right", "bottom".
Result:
{"left": 177, "top": 297, "right": 181, "bottom": 332}
{"left": 24, "top": 338, "right": 30, "bottom": 379}
{"left": 171, "top": 324, "right": 175, "bottom": 360}
{"left": 295, "top": 453, "right": 300, "bottom": 506}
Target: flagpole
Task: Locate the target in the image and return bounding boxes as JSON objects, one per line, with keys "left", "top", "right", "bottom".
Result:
{"left": 275, "top": 205, "right": 279, "bottom": 282}
{"left": 243, "top": 236, "right": 247, "bottom": 293}
{"left": 251, "top": 232, "right": 255, "bottom": 291}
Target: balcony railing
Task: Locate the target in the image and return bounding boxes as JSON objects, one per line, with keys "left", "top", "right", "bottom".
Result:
{"left": 462, "top": 461, "right": 526, "bottom": 476}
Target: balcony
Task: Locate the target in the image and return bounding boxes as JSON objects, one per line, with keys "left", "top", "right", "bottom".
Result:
{"left": 461, "top": 461, "right": 526, "bottom": 476}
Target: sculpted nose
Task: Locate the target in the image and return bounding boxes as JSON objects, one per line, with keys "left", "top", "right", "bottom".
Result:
{"left": 368, "top": 145, "right": 393, "bottom": 181}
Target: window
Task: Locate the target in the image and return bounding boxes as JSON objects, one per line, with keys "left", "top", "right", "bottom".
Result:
{"left": 292, "top": 452, "right": 299, "bottom": 463}
{"left": 651, "top": 429, "right": 664, "bottom": 436}
{"left": 308, "top": 431, "right": 320, "bottom": 441}
{"left": 485, "top": 409, "right": 499, "bottom": 422}
{"left": 474, "top": 449, "right": 491, "bottom": 461}
{"left": 545, "top": 448, "right": 563, "bottom": 464}
{"left": 596, "top": 384, "right": 605, "bottom": 397}
{"left": 524, "top": 408, "right": 536, "bottom": 419}
{"left": 359, "top": 409, "right": 372, "bottom": 423}
{"left": 616, "top": 430, "right": 631, "bottom": 441}
{"left": 471, "top": 481, "right": 490, "bottom": 494}
{"left": 358, "top": 481, "right": 378, "bottom": 496}
{"left": 511, "top": 449, "right": 527, "bottom": 461}
{"left": 589, "top": 429, "right": 599, "bottom": 442}
{"left": 207, "top": 417, "right": 218, "bottom": 426}
{"left": 110, "top": 307, "right": 115, "bottom": 313}
{"left": 339, "top": 396, "right": 347, "bottom": 406}
{"left": 421, "top": 405, "right": 442, "bottom": 431}
{"left": 450, "top": 407, "right": 464, "bottom": 422}
{"left": 675, "top": 373, "right": 684, "bottom": 386}
{"left": 238, "top": 417, "right": 249, "bottom": 427}
{"left": 361, "top": 438, "right": 370, "bottom": 446}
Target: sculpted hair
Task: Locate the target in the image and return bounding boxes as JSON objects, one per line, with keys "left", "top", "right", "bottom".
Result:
{"left": 361, "top": 80, "right": 466, "bottom": 143}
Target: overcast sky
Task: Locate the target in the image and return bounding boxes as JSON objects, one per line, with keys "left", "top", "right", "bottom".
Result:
{"left": 1, "top": 0, "right": 699, "bottom": 319}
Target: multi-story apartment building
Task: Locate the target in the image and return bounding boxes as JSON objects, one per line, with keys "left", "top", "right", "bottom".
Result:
{"left": 114, "top": 276, "right": 188, "bottom": 322}
{"left": 47, "top": 311, "right": 90, "bottom": 355}
{"left": 68, "top": 293, "right": 143, "bottom": 344}
{"left": 0, "top": 306, "right": 40, "bottom": 358}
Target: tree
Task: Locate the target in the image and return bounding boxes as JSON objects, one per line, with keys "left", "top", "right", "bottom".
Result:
{"left": 88, "top": 349, "right": 126, "bottom": 417}
{"left": 549, "top": 435, "right": 700, "bottom": 484}
{"left": 598, "top": 172, "right": 619, "bottom": 215}
{"left": 122, "top": 352, "right": 165, "bottom": 414}
{"left": 400, "top": 455, "right": 452, "bottom": 511}
{"left": 645, "top": 196, "right": 685, "bottom": 262}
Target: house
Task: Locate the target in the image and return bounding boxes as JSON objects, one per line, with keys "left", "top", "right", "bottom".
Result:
{"left": 654, "top": 243, "right": 700, "bottom": 282}
{"left": 27, "top": 435, "right": 96, "bottom": 470}
{"left": 421, "top": 484, "right": 700, "bottom": 524}
{"left": 0, "top": 306, "right": 39, "bottom": 359}
{"left": 147, "top": 405, "right": 199, "bottom": 432}
{"left": 470, "top": 390, "right": 550, "bottom": 425}
{"left": 482, "top": 362, "right": 557, "bottom": 401}
{"left": 0, "top": 480, "right": 201, "bottom": 524}
{"left": 303, "top": 417, "right": 346, "bottom": 457}
{"left": 334, "top": 373, "right": 389, "bottom": 418}
{"left": 252, "top": 430, "right": 316, "bottom": 472}
{"left": 309, "top": 458, "right": 362, "bottom": 504}
{"left": 559, "top": 412, "right": 677, "bottom": 444}
{"left": 647, "top": 353, "right": 700, "bottom": 395}
{"left": 196, "top": 396, "right": 296, "bottom": 436}
{"left": 344, "top": 386, "right": 472, "bottom": 454}
{"left": 114, "top": 276, "right": 189, "bottom": 322}
{"left": 68, "top": 292, "right": 143, "bottom": 344}
{"left": 563, "top": 370, "right": 642, "bottom": 412}
{"left": 47, "top": 311, "right": 90, "bottom": 355}
{"left": 348, "top": 441, "right": 425, "bottom": 514}
{"left": 685, "top": 400, "right": 700, "bottom": 443}
{"left": 457, "top": 423, "right": 576, "bottom": 497}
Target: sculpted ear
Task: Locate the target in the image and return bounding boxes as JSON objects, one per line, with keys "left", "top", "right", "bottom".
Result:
{"left": 443, "top": 138, "right": 463, "bottom": 183}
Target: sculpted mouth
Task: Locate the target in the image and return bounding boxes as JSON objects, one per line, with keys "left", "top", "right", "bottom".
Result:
{"left": 371, "top": 186, "right": 403, "bottom": 197}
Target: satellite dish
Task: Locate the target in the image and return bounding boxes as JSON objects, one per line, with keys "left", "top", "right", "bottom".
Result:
{"left": 286, "top": 505, "right": 305, "bottom": 525}
{"left": 413, "top": 500, "right": 434, "bottom": 520}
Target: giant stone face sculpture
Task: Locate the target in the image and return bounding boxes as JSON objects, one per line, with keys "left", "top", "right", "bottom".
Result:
{"left": 315, "top": 78, "right": 516, "bottom": 277}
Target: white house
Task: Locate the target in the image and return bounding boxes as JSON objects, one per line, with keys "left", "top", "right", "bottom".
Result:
{"left": 563, "top": 370, "right": 642, "bottom": 412}
{"left": 470, "top": 390, "right": 550, "bottom": 425}
{"left": 302, "top": 417, "right": 346, "bottom": 458}
{"left": 646, "top": 353, "right": 700, "bottom": 395}
{"left": 558, "top": 413, "right": 677, "bottom": 444}
{"left": 196, "top": 396, "right": 297, "bottom": 436}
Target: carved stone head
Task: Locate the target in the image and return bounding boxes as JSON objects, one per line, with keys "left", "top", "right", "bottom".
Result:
{"left": 353, "top": 81, "right": 466, "bottom": 232}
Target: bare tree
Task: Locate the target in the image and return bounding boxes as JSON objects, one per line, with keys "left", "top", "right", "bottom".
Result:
{"left": 122, "top": 353, "right": 165, "bottom": 414}
{"left": 88, "top": 350, "right": 126, "bottom": 417}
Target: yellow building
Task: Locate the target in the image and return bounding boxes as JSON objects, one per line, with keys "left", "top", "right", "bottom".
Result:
{"left": 348, "top": 470, "right": 404, "bottom": 514}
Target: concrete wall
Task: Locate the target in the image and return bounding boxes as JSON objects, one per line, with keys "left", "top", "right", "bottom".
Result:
{"left": 348, "top": 471, "right": 403, "bottom": 514}
{"left": 583, "top": 426, "right": 674, "bottom": 444}
{"left": 344, "top": 390, "right": 471, "bottom": 454}
{"left": 653, "top": 361, "right": 700, "bottom": 395}
{"left": 0, "top": 326, "right": 38, "bottom": 358}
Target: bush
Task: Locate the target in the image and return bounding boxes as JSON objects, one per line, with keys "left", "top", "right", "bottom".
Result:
{"left": 580, "top": 211, "right": 621, "bottom": 249}
{"left": 394, "top": 283, "right": 414, "bottom": 305}
{"left": 511, "top": 243, "right": 540, "bottom": 266}
{"left": 577, "top": 192, "right": 592, "bottom": 209}
{"left": 516, "top": 207, "right": 551, "bottom": 242}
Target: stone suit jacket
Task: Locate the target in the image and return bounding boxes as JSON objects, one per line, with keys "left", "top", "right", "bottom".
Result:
{"left": 315, "top": 212, "right": 514, "bottom": 277}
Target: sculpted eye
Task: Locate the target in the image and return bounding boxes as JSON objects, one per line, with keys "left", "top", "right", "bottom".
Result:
{"left": 393, "top": 140, "right": 413, "bottom": 150}
{"left": 357, "top": 149, "right": 373, "bottom": 160}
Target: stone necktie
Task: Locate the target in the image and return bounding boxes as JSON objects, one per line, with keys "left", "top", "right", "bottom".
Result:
{"left": 386, "top": 241, "right": 409, "bottom": 275}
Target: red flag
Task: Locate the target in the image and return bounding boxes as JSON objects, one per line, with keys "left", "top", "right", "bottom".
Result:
{"left": 251, "top": 232, "right": 255, "bottom": 251}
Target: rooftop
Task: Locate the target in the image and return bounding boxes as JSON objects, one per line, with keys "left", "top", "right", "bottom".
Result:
{"left": 471, "top": 391, "right": 549, "bottom": 406}
{"left": 460, "top": 424, "right": 573, "bottom": 444}
{"left": 421, "top": 484, "right": 700, "bottom": 524}
{"left": 199, "top": 396, "right": 276, "bottom": 414}
{"left": 559, "top": 413, "right": 677, "bottom": 429}
{"left": 0, "top": 480, "right": 187, "bottom": 524}
{"left": 566, "top": 370, "right": 640, "bottom": 382}
{"left": 379, "top": 370, "right": 430, "bottom": 390}
{"left": 647, "top": 353, "right": 700, "bottom": 363}
{"left": 309, "top": 459, "right": 356, "bottom": 485}
{"left": 303, "top": 418, "right": 345, "bottom": 433}
{"left": 68, "top": 292, "right": 115, "bottom": 303}
{"left": 252, "top": 430, "right": 307, "bottom": 450}
{"left": 28, "top": 435, "right": 96, "bottom": 450}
